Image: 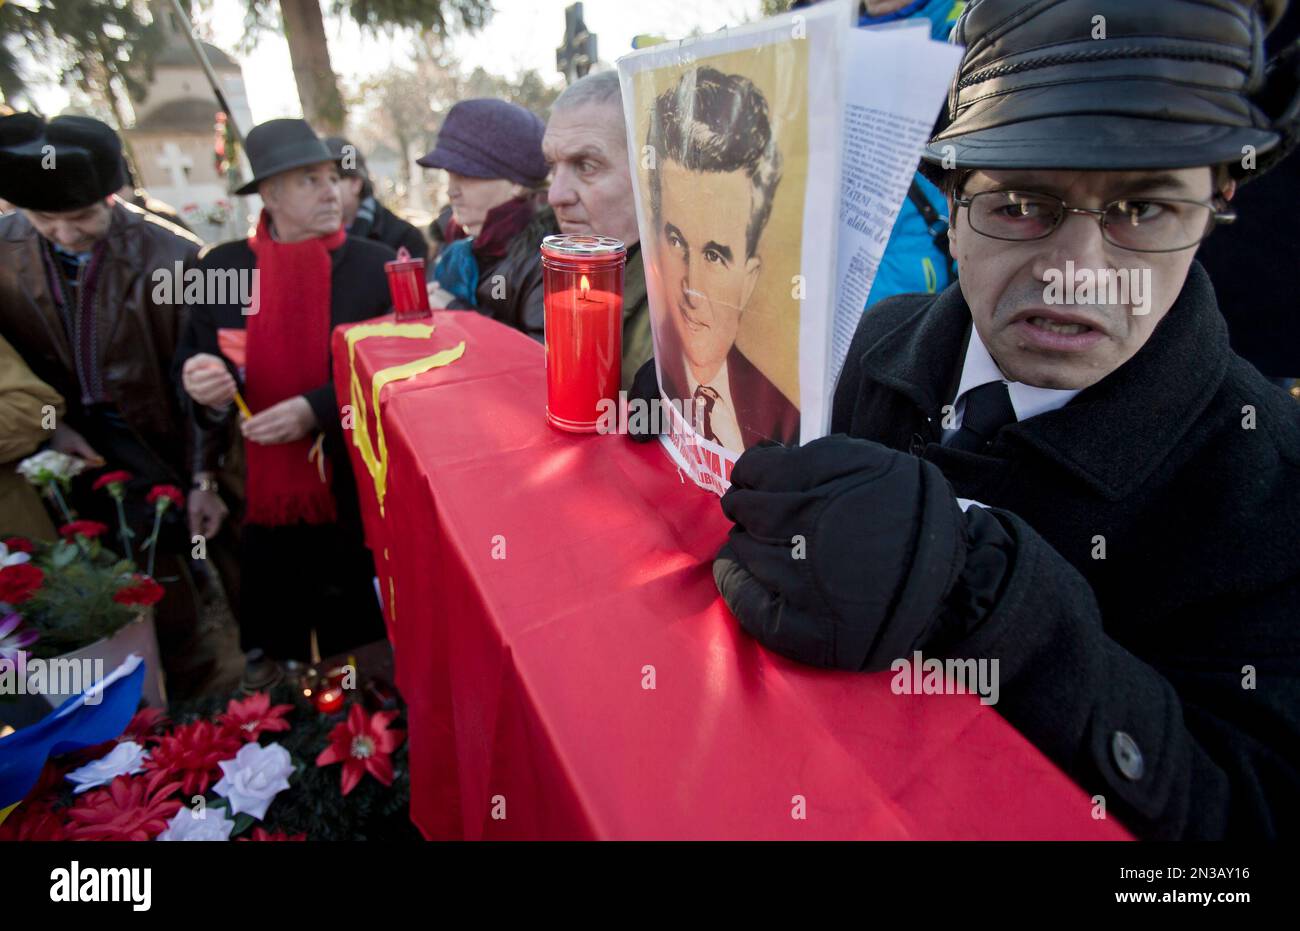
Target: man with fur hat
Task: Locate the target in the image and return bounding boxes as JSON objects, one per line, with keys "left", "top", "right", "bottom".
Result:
{"left": 713, "top": 0, "right": 1300, "bottom": 839}
{"left": 0, "top": 113, "right": 226, "bottom": 696}
{"left": 176, "top": 118, "right": 394, "bottom": 669}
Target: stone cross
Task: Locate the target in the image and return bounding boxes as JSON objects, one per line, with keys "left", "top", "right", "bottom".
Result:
{"left": 157, "top": 141, "right": 193, "bottom": 189}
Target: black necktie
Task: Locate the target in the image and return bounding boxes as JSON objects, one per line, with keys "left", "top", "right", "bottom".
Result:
{"left": 946, "top": 381, "right": 1016, "bottom": 453}
{"left": 692, "top": 385, "right": 721, "bottom": 442}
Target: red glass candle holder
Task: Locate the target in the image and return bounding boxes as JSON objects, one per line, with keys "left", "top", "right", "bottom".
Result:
{"left": 385, "top": 246, "right": 431, "bottom": 320}
{"left": 541, "top": 235, "right": 625, "bottom": 432}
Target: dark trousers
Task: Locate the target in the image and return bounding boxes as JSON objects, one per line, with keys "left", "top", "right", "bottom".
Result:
{"left": 239, "top": 520, "right": 385, "bottom": 662}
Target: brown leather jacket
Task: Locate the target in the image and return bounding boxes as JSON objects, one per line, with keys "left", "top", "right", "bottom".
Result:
{"left": 0, "top": 200, "right": 222, "bottom": 478}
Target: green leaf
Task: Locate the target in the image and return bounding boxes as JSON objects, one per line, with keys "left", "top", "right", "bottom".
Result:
{"left": 230, "top": 811, "right": 257, "bottom": 837}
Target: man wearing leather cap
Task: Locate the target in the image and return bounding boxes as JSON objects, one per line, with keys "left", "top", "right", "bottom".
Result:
{"left": 176, "top": 118, "right": 394, "bottom": 669}
{"left": 714, "top": 0, "right": 1300, "bottom": 839}
{"left": 0, "top": 113, "right": 227, "bottom": 696}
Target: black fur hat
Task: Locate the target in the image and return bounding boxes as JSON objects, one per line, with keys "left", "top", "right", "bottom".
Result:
{"left": 0, "top": 113, "right": 126, "bottom": 211}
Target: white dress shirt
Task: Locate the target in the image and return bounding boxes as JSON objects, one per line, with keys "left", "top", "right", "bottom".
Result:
{"left": 685, "top": 356, "right": 744, "bottom": 453}
{"left": 945, "top": 327, "right": 1081, "bottom": 512}
{"left": 942, "top": 326, "right": 1083, "bottom": 442}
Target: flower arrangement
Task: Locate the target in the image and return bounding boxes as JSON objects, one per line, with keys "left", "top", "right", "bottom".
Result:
{"left": 0, "top": 685, "right": 412, "bottom": 842}
{"left": 3, "top": 453, "right": 183, "bottom": 660}
{"left": 180, "top": 198, "right": 234, "bottom": 228}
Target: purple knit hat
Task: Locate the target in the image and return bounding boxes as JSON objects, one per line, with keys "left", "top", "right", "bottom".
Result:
{"left": 417, "top": 99, "right": 549, "bottom": 187}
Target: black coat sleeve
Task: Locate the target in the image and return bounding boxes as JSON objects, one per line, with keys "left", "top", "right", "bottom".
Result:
{"left": 947, "top": 507, "right": 1300, "bottom": 839}
{"left": 174, "top": 250, "right": 234, "bottom": 473}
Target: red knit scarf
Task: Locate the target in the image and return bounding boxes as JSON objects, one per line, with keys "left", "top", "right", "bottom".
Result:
{"left": 244, "top": 210, "right": 346, "bottom": 526}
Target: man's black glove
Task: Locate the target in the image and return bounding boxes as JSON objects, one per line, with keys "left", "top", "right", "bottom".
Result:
{"left": 627, "top": 357, "right": 664, "bottom": 443}
{"left": 713, "top": 434, "right": 1014, "bottom": 671}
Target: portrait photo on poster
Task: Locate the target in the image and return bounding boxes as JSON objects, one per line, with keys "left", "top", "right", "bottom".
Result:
{"left": 620, "top": 10, "right": 821, "bottom": 491}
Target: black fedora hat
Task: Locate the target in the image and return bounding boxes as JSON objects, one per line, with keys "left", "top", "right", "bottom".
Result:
{"left": 921, "top": 0, "right": 1299, "bottom": 183}
{"left": 235, "top": 118, "right": 336, "bottom": 196}
{"left": 0, "top": 113, "right": 126, "bottom": 212}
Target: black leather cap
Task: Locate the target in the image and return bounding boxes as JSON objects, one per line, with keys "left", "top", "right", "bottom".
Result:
{"left": 0, "top": 113, "right": 126, "bottom": 211}
{"left": 922, "top": 0, "right": 1299, "bottom": 182}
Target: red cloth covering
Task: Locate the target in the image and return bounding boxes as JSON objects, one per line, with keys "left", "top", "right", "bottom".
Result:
{"left": 332, "top": 312, "right": 1133, "bottom": 840}
{"left": 244, "top": 211, "right": 345, "bottom": 525}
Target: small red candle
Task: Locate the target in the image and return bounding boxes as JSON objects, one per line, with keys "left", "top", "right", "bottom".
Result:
{"left": 314, "top": 686, "right": 345, "bottom": 714}
{"left": 385, "top": 246, "right": 431, "bottom": 320}
{"left": 541, "top": 235, "right": 625, "bottom": 432}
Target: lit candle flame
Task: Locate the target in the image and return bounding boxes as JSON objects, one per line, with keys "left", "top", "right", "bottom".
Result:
{"left": 579, "top": 275, "right": 590, "bottom": 300}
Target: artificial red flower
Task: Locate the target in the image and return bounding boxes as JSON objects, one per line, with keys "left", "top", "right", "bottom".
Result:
{"left": 64, "top": 771, "right": 183, "bottom": 842}
{"left": 123, "top": 706, "right": 171, "bottom": 744}
{"left": 143, "top": 719, "right": 240, "bottom": 797}
{"left": 92, "top": 470, "right": 134, "bottom": 491}
{"left": 315, "top": 703, "right": 405, "bottom": 796}
{"left": 238, "top": 826, "right": 307, "bottom": 842}
{"left": 0, "top": 800, "right": 70, "bottom": 841}
{"left": 2, "top": 536, "right": 33, "bottom": 554}
{"left": 59, "top": 520, "right": 108, "bottom": 540}
{"left": 113, "top": 575, "right": 165, "bottom": 607}
{"left": 0, "top": 563, "right": 44, "bottom": 604}
{"left": 146, "top": 485, "right": 185, "bottom": 508}
{"left": 218, "top": 691, "right": 292, "bottom": 743}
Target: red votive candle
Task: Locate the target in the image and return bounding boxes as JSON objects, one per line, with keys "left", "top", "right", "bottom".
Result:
{"left": 541, "top": 235, "right": 625, "bottom": 432}
{"left": 385, "top": 246, "right": 431, "bottom": 320}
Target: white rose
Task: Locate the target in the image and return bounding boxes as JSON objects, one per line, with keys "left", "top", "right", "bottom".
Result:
{"left": 212, "top": 741, "right": 293, "bottom": 821}
{"left": 66, "top": 740, "right": 150, "bottom": 794}
{"left": 157, "top": 805, "right": 235, "bottom": 841}
{"left": 0, "top": 541, "right": 30, "bottom": 568}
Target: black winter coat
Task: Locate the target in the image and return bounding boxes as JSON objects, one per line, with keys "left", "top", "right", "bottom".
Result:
{"left": 354, "top": 200, "right": 428, "bottom": 260}
{"left": 447, "top": 206, "right": 559, "bottom": 342}
{"left": 832, "top": 262, "right": 1300, "bottom": 839}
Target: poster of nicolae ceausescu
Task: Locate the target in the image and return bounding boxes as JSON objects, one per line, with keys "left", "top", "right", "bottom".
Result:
{"left": 617, "top": 0, "right": 961, "bottom": 494}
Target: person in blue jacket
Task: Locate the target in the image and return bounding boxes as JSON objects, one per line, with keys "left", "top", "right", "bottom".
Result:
{"left": 857, "top": 0, "right": 965, "bottom": 309}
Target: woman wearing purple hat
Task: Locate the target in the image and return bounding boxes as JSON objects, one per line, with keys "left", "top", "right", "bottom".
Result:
{"left": 418, "top": 98, "right": 558, "bottom": 342}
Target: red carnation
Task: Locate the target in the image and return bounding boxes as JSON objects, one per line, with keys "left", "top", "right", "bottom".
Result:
{"left": 315, "top": 703, "right": 405, "bottom": 796}
{"left": 146, "top": 485, "right": 185, "bottom": 508}
{"left": 59, "top": 520, "right": 108, "bottom": 541}
{"left": 3, "top": 536, "right": 33, "bottom": 554}
{"left": 238, "top": 826, "right": 307, "bottom": 842}
{"left": 92, "top": 470, "right": 134, "bottom": 492}
{"left": 65, "top": 771, "right": 184, "bottom": 842}
{"left": 218, "top": 691, "right": 292, "bottom": 743}
{"left": 144, "top": 719, "right": 241, "bottom": 797}
{"left": 0, "top": 563, "right": 44, "bottom": 604}
{"left": 113, "top": 575, "right": 165, "bottom": 607}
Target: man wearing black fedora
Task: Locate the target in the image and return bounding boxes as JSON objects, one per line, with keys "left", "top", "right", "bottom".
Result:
{"left": 0, "top": 112, "right": 229, "bottom": 697}
{"left": 176, "top": 118, "right": 394, "bottom": 671}
{"left": 713, "top": 0, "right": 1300, "bottom": 839}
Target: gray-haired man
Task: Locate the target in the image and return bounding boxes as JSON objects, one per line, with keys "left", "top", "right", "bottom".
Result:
{"left": 544, "top": 70, "right": 653, "bottom": 389}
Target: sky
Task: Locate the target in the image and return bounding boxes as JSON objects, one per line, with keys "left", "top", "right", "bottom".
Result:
{"left": 30, "top": 0, "right": 764, "bottom": 125}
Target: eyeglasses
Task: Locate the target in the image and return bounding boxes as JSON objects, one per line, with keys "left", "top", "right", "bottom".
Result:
{"left": 953, "top": 190, "right": 1236, "bottom": 254}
